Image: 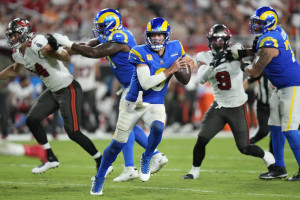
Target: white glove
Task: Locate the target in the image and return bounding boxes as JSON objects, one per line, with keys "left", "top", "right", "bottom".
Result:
{"left": 230, "top": 49, "right": 239, "bottom": 60}
{"left": 135, "top": 91, "right": 143, "bottom": 109}
{"left": 53, "top": 33, "right": 74, "bottom": 48}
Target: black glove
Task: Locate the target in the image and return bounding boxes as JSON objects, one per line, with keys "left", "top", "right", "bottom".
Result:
{"left": 252, "top": 36, "right": 259, "bottom": 53}
{"left": 209, "top": 51, "right": 227, "bottom": 68}
{"left": 240, "top": 62, "right": 249, "bottom": 72}
{"left": 225, "top": 51, "right": 235, "bottom": 62}
{"left": 46, "top": 33, "right": 59, "bottom": 51}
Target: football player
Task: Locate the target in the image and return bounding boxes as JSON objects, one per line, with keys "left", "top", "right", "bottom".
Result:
{"left": 235, "top": 6, "right": 300, "bottom": 181}
{"left": 85, "top": 17, "right": 194, "bottom": 195}
{"left": 182, "top": 24, "right": 275, "bottom": 180}
{"left": 52, "top": 8, "right": 168, "bottom": 182}
{"left": 0, "top": 18, "right": 104, "bottom": 174}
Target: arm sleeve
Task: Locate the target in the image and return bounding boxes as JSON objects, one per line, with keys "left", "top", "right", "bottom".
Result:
{"left": 137, "top": 66, "right": 167, "bottom": 90}
{"left": 197, "top": 64, "right": 213, "bottom": 84}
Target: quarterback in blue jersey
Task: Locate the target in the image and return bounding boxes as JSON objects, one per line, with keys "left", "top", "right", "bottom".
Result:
{"left": 52, "top": 9, "right": 168, "bottom": 183}
{"left": 236, "top": 6, "right": 300, "bottom": 181}
{"left": 88, "top": 17, "right": 194, "bottom": 195}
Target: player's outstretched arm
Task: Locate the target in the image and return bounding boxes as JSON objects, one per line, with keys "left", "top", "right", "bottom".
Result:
{"left": 53, "top": 33, "right": 129, "bottom": 58}
{"left": 41, "top": 44, "right": 70, "bottom": 62}
{"left": 0, "top": 63, "right": 24, "bottom": 80}
{"left": 244, "top": 48, "right": 279, "bottom": 78}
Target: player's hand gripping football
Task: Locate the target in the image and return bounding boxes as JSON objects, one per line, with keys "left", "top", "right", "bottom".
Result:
{"left": 53, "top": 33, "right": 74, "bottom": 48}
{"left": 170, "top": 57, "right": 188, "bottom": 74}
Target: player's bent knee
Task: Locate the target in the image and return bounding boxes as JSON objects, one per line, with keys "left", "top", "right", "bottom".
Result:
{"left": 150, "top": 120, "right": 164, "bottom": 135}
{"left": 25, "top": 115, "right": 41, "bottom": 128}
{"left": 114, "top": 128, "right": 131, "bottom": 143}
{"left": 238, "top": 146, "right": 251, "bottom": 155}
{"left": 195, "top": 136, "right": 210, "bottom": 148}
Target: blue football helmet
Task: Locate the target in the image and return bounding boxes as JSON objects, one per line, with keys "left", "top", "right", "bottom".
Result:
{"left": 92, "top": 8, "right": 122, "bottom": 43}
{"left": 145, "top": 17, "right": 171, "bottom": 51}
{"left": 249, "top": 6, "right": 278, "bottom": 35}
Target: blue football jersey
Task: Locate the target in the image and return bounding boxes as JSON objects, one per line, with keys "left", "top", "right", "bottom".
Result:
{"left": 257, "top": 26, "right": 300, "bottom": 89}
{"left": 102, "top": 27, "right": 137, "bottom": 87}
{"left": 126, "top": 40, "right": 186, "bottom": 104}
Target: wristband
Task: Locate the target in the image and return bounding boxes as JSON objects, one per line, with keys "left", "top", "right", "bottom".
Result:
{"left": 56, "top": 47, "right": 64, "bottom": 54}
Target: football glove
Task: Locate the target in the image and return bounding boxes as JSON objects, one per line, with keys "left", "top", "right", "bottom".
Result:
{"left": 46, "top": 34, "right": 59, "bottom": 51}
{"left": 209, "top": 51, "right": 227, "bottom": 68}
{"left": 53, "top": 33, "right": 74, "bottom": 48}
{"left": 252, "top": 36, "right": 259, "bottom": 53}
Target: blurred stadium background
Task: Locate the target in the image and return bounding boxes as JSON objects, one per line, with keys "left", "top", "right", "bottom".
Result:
{"left": 1, "top": 0, "right": 300, "bottom": 139}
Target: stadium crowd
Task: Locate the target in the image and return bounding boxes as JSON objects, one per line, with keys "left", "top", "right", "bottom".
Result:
{"left": 0, "top": 0, "right": 300, "bottom": 137}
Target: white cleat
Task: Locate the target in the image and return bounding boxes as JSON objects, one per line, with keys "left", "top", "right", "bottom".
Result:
{"left": 91, "top": 166, "right": 113, "bottom": 181}
{"left": 113, "top": 166, "right": 138, "bottom": 182}
{"left": 150, "top": 153, "right": 168, "bottom": 174}
{"left": 32, "top": 161, "right": 60, "bottom": 174}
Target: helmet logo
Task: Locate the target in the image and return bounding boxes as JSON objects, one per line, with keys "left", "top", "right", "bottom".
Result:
{"left": 16, "top": 20, "right": 29, "bottom": 27}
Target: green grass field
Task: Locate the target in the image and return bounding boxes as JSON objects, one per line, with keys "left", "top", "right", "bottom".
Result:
{"left": 0, "top": 136, "right": 299, "bottom": 200}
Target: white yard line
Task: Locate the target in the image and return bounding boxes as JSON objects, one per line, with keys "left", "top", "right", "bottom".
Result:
{"left": 0, "top": 180, "right": 299, "bottom": 199}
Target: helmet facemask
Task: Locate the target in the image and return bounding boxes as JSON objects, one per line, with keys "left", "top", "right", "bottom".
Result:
{"left": 146, "top": 32, "right": 168, "bottom": 51}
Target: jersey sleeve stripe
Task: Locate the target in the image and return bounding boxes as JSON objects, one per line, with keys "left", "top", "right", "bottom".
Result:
{"left": 259, "top": 37, "right": 279, "bottom": 48}
{"left": 179, "top": 41, "right": 186, "bottom": 56}
{"left": 130, "top": 49, "right": 145, "bottom": 62}
{"left": 108, "top": 30, "right": 128, "bottom": 43}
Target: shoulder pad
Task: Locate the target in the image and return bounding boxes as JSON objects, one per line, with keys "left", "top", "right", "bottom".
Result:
{"left": 229, "top": 43, "right": 244, "bottom": 51}
{"left": 196, "top": 51, "right": 212, "bottom": 65}
{"left": 107, "top": 31, "right": 127, "bottom": 44}
{"left": 258, "top": 36, "right": 279, "bottom": 48}
{"left": 31, "top": 35, "right": 48, "bottom": 52}
{"left": 129, "top": 46, "right": 146, "bottom": 64}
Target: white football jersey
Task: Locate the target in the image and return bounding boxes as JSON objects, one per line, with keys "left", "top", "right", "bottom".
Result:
{"left": 12, "top": 35, "right": 73, "bottom": 92}
{"left": 71, "top": 55, "right": 99, "bottom": 92}
{"left": 196, "top": 43, "right": 247, "bottom": 108}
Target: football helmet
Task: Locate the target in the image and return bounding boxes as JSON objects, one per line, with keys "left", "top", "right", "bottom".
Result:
{"left": 249, "top": 6, "right": 278, "bottom": 35}
{"left": 92, "top": 8, "right": 122, "bottom": 43}
{"left": 145, "top": 17, "right": 171, "bottom": 51}
{"left": 6, "top": 18, "right": 32, "bottom": 49}
{"left": 207, "top": 24, "right": 231, "bottom": 54}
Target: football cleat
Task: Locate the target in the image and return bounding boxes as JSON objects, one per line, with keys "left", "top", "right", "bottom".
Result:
{"left": 91, "top": 166, "right": 114, "bottom": 181}
{"left": 182, "top": 167, "right": 199, "bottom": 179}
{"left": 287, "top": 169, "right": 300, "bottom": 181}
{"left": 90, "top": 176, "right": 104, "bottom": 195}
{"left": 150, "top": 153, "right": 168, "bottom": 174}
{"left": 139, "top": 153, "right": 152, "bottom": 182}
{"left": 32, "top": 160, "right": 60, "bottom": 174}
{"left": 113, "top": 166, "right": 138, "bottom": 182}
{"left": 182, "top": 174, "right": 195, "bottom": 179}
{"left": 259, "top": 164, "right": 287, "bottom": 179}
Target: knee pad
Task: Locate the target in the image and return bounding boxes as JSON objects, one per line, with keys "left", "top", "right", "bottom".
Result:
{"left": 25, "top": 115, "right": 41, "bottom": 128}
{"left": 150, "top": 120, "right": 164, "bottom": 136}
{"left": 114, "top": 128, "right": 131, "bottom": 143}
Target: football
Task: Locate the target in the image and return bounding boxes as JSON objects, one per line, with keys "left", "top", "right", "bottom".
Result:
{"left": 174, "top": 65, "right": 191, "bottom": 85}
